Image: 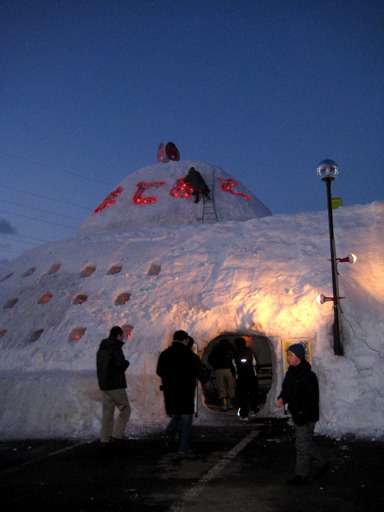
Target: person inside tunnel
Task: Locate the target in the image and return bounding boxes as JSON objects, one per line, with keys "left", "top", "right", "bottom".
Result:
{"left": 208, "top": 338, "right": 236, "bottom": 411}
{"left": 203, "top": 334, "right": 272, "bottom": 415}
{"left": 232, "top": 337, "right": 259, "bottom": 420}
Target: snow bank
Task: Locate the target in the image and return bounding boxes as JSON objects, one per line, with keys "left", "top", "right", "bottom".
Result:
{"left": 0, "top": 162, "right": 383, "bottom": 440}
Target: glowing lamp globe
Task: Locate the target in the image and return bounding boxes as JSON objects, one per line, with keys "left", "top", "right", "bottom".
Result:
{"left": 316, "top": 159, "right": 339, "bottom": 181}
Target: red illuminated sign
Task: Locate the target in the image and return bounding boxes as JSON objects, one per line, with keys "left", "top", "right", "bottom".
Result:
{"left": 218, "top": 178, "right": 251, "bottom": 200}
{"left": 94, "top": 175, "right": 253, "bottom": 214}
{"left": 169, "top": 177, "right": 193, "bottom": 198}
{"left": 94, "top": 186, "right": 123, "bottom": 214}
{"left": 133, "top": 181, "right": 166, "bottom": 204}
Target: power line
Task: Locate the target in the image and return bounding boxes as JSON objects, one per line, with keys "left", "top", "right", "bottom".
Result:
{"left": 0, "top": 150, "right": 111, "bottom": 186}
{"left": 0, "top": 183, "right": 92, "bottom": 211}
{"left": 0, "top": 247, "right": 24, "bottom": 255}
{"left": 0, "top": 198, "right": 83, "bottom": 222}
{"left": 0, "top": 236, "right": 38, "bottom": 247}
{"left": 0, "top": 209, "right": 78, "bottom": 230}
{"left": 0, "top": 233, "right": 51, "bottom": 243}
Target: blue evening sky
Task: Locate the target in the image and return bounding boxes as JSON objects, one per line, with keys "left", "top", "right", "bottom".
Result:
{"left": 0, "top": 0, "right": 383, "bottom": 262}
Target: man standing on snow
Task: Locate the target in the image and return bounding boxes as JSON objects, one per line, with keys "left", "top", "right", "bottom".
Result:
{"left": 276, "top": 343, "right": 329, "bottom": 485}
{"left": 156, "top": 330, "right": 200, "bottom": 454}
{"left": 96, "top": 326, "right": 131, "bottom": 449}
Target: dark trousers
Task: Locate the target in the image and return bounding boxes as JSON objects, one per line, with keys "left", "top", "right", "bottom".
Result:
{"left": 164, "top": 414, "right": 193, "bottom": 453}
{"left": 236, "top": 376, "right": 259, "bottom": 418}
{"left": 295, "top": 422, "right": 327, "bottom": 477}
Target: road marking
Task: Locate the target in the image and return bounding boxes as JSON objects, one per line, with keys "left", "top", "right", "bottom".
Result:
{"left": 169, "top": 429, "right": 259, "bottom": 511}
{"left": 0, "top": 442, "right": 85, "bottom": 476}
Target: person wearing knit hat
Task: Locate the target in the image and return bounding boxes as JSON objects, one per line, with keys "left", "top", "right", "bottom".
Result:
{"left": 287, "top": 343, "right": 306, "bottom": 362}
{"left": 275, "top": 343, "right": 329, "bottom": 486}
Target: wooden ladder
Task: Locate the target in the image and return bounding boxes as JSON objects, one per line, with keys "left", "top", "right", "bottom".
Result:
{"left": 202, "top": 167, "right": 218, "bottom": 223}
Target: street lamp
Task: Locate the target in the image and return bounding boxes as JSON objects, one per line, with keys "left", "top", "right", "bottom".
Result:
{"left": 336, "top": 253, "right": 357, "bottom": 264}
{"left": 316, "top": 294, "right": 345, "bottom": 305}
{"left": 316, "top": 159, "right": 343, "bottom": 356}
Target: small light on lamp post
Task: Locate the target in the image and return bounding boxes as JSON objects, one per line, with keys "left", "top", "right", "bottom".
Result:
{"left": 337, "top": 253, "right": 357, "bottom": 264}
{"left": 316, "top": 293, "right": 345, "bottom": 305}
{"left": 316, "top": 159, "right": 343, "bottom": 356}
{"left": 316, "top": 294, "right": 332, "bottom": 304}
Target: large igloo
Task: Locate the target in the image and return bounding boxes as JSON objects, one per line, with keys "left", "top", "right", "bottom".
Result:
{"left": 0, "top": 159, "right": 383, "bottom": 439}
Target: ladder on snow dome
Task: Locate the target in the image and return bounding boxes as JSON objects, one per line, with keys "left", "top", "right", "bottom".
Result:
{"left": 202, "top": 167, "right": 218, "bottom": 224}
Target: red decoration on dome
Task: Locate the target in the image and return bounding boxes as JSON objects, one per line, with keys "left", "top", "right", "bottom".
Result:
{"left": 165, "top": 142, "right": 180, "bottom": 161}
{"left": 157, "top": 143, "right": 167, "bottom": 162}
{"left": 94, "top": 186, "right": 123, "bottom": 214}
{"left": 169, "top": 176, "right": 193, "bottom": 198}
{"left": 157, "top": 141, "right": 180, "bottom": 162}
{"left": 218, "top": 178, "right": 252, "bottom": 200}
{"left": 133, "top": 181, "right": 166, "bottom": 204}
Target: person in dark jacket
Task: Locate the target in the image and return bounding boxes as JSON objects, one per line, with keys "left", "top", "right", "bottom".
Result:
{"left": 208, "top": 339, "right": 235, "bottom": 411}
{"left": 96, "top": 326, "right": 131, "bottom": 448}
{"left": 156, "top": 330, "right": 201, "bottom": 454}
{"left": 232, "top": 337, "right": 259, "bottom": 420}
{"left": 183, "top": 167, "right": 211, "bottom": 203}
{"left": 276, "top": 343, "right": 329, "bottom": 485}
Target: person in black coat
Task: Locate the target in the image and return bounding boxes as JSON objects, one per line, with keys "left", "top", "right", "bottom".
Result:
{"left": 232, "top": 337, "right": 259, "bottom": 420}
{"left": 96, "top": 326, "right": 131, "bottom": 448}
{"left": 157, "top": 330, "right": 201, "bottom": 454}
{"left": 183, "top": 167, "right": 211, "bottom": 204}
{"left": 276, "top": 343, "right": 329, "bottom": 485}
{"left": 208, "top": 339, "right": 236, "bottom": 411}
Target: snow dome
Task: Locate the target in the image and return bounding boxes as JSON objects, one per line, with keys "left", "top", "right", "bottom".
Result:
{"left": 78, "top": 160, "right": 271, "bottom": 234}
{"left": 0, "top": 156, "right": 383, "bottom": 440}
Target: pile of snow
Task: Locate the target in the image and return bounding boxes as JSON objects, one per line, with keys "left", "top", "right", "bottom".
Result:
{"left": 0, "top": 159, "right": 383, "bottom": 440}
{"left": 78, "top": 161, "right": 271, "bottom": 234}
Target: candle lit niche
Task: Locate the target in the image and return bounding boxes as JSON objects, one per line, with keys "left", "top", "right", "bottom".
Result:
{"left": 0, "top": 272, "right": 14, "bottom": 282}
{"left": 30, "top": 329, "right": 44, "bottom": 342}
{"left": 115, "top": 293, "right": 131, "bottom": 305}
{"left": 69, "top": 328, "right": 87, "bottom": 341}
{"left": 73, "top": 294, "right": 88, "bottom": 305}
{"left": 147, "top": 263, "right": 161, "bottom": 275}
{"left": 48, "top": 262, "right": 61, "bottom": 274}
{"left": 3, "top": 298, "right": 18, "bottom": 309}
{"left": 38, "top": 293, "right": 53, "bottom": 304}
{"left": 80, "top": 265, "right": 96, "bottom": 278}
{"left": 122, "top": 325, "right": 133, "bottom": 339}
{"left": 22, "top": 267, "right": 36, "bottom": 277}
{"left": 108, "top": 264, "right": 123, "bottom": 275}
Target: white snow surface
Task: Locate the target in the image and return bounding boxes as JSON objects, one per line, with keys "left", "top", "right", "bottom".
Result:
{"left": 0, "top": 160, "right": 383, "bottom": 441}
{"left": 78, "top": 161, "right": 271, "bottom": 234}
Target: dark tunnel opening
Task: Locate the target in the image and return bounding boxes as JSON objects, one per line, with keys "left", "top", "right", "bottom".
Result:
{"left": 201, "top": 333, "right": 273, "bottom": 416}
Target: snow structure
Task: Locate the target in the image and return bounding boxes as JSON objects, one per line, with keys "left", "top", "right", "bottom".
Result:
{"left": 0, "top": 159, "right": 383, "bottom": 441}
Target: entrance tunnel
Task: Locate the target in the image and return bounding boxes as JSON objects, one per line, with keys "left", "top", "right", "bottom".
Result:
{"left": 201, "top": 333, "right": 273, "bottom": 415}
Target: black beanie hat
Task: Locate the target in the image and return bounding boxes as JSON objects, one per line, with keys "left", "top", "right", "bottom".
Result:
{"left": 109, "top": 326, "right": 123, "bottom": 339}
{"left": 287, "top": 343, "right": 306, "bottom": 361}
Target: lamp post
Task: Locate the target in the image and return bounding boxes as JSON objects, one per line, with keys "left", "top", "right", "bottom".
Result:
{"left": 316, "top": 159, "right": 343, "bottom": 356}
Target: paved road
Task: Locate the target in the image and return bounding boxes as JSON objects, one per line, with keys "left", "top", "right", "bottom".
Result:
{"left": 1, "top": 418, "right": 383, "bottom": 511}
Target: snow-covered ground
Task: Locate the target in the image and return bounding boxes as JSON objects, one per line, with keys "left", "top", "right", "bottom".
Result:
{"left": 0, "top": 161, "right": 383, "bottom": 440}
